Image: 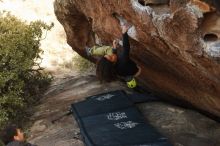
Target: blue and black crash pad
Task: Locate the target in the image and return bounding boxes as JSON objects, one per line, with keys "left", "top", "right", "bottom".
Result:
{"left": 71, "top": 90, "right": 172, "bottom": 146}
{"left": 85, "top": 90, "right": 159, "bottom": 104}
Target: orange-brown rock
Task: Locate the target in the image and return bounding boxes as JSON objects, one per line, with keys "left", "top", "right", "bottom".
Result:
{"left": 191, "top": 0, "right": 212, "bottom": 13}
{"left": 54, "top": 0, "right": 220, "bottom": 118}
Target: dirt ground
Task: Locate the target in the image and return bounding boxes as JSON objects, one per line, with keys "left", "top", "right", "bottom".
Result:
{"left": 28, "top": 74, "right": 220, "bottom": 146}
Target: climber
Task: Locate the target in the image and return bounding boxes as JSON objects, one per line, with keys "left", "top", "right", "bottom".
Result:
{"left": 86, "top": 24, "right": 141, "bottom": 88}
{"left": 0, "top": 124, "right": 37, "bottom": 146}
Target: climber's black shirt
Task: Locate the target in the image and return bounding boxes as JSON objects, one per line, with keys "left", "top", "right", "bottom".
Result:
{"left": 115, "top": 33, "right": 138, "bottom": 77}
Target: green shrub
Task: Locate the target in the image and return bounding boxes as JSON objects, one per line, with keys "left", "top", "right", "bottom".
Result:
{"left": 0, "top": 12, "right": 53, "bottom": 128}
{"left": 0, "top": 140, "right": 3, "bottom": 146}
{"left": 59, "top": 52, "right": 95, "bottom": 73}
{"left": 72, "top": 54, "right": 95, "bottom": 73}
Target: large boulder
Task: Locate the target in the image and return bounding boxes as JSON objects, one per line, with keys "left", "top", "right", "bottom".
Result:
{"left": 54, "top": 0, "right": 220, "bottom": 118}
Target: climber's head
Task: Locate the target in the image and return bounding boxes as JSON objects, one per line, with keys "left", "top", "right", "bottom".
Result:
{"left": 104, "top": 54, "right": 117, "bottom": 63}
{"left": 96, "top": 57, "right": 116, "bottom": 82}
{"left": 0, "top": 124, "right": 25, "bottom": 145}
{"left": 103, "top": 39, "right": 119, "bottom": 63}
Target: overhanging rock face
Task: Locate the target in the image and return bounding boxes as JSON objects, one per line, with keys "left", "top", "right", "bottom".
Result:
{"left": 54, "top": 0, "right": 220, "bottom": 117}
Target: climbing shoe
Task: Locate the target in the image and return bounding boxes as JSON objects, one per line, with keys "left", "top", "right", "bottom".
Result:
{"left": 126, "top": 76, "right": 137, "bottom": 88}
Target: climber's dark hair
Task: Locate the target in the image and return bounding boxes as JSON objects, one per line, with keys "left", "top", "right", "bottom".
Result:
{"left": 96, "top": 57, "right": 116, "bottom": 82}
{"left": 0, "top": 124, "right": 18, "bottom": 145}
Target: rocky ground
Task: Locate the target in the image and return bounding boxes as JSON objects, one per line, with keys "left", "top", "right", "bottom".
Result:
{"left": 27, "top": 74, "right": 220, "bottom": 146}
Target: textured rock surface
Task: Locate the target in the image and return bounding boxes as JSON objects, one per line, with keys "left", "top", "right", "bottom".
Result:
{"left": 54, "top": 0, "right": 220, "bottom": 117}
{"left": 28, "top": 75, "right": 220, "bottom": 146}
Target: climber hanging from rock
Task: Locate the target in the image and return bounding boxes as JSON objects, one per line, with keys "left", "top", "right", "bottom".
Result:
{"left": 85, "top": 24, "right": 141, "bottom": 88}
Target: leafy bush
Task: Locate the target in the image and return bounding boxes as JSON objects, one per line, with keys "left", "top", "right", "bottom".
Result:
{"left": 59, "top": 52, "right": 95, "bottom": 73}
{"left": 72, "top": 54, "right": 95, "bottom": 73}
{"left": 0, "top": 140, "right": 3, "bottom": 146}
{"left": 0, "top": 12, "right": 53, "bottom": 128}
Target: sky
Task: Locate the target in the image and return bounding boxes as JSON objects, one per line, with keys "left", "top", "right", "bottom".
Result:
{"left": 0, "top": 0, "right": 76, "bottom": 74}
